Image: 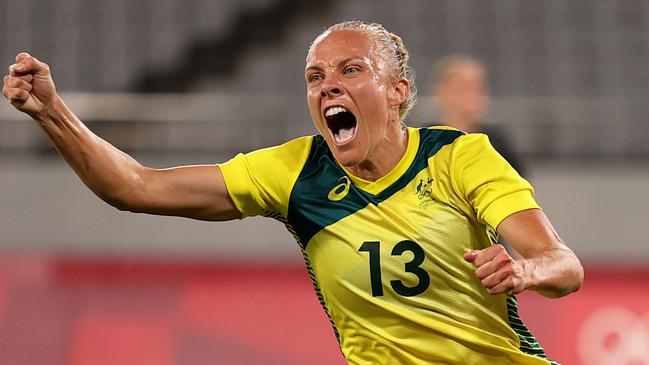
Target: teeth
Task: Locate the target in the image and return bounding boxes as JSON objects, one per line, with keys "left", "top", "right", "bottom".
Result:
{"left": 325, "top": 106, "right": 348, "bottom": 117}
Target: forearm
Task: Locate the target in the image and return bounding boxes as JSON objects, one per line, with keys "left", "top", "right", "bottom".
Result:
{"left": 35, "top": 95, "right": 145, "bottom": 209}
{"left": 5, "top": 53, "right": 245, "bottom": 221}
{"left": 522, "top": 246, "right": 583, "bottom": 298}
{"left": 473, "top": 209, "right": 585, "bottom": 298}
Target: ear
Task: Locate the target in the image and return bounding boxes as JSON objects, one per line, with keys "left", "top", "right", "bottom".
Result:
{"left": 387, "top": 78, "right": 409, "bottom": 108}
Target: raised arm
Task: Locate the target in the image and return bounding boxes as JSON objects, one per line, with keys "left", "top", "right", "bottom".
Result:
{"left": 464, "top": 208, "right": 583, "bottom": 298}
{"left": 2, "top": 53, "right": 240, "bottom": 221}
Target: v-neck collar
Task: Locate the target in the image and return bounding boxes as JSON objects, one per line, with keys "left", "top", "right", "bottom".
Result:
{"left": 339, "top": 127, "right": 419, "bottom": 196}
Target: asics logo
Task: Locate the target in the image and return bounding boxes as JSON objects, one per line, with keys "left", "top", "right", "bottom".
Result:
{"left": 327, "top": 176, "right": 351, "bottom": 201}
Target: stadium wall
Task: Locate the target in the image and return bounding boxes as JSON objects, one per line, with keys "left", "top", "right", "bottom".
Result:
{"left": 0, "top": 158, "right": 646, "bottom": 263}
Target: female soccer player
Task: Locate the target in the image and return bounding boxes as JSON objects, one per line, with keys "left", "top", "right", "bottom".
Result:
{"left": 3, "top": 21, "right": 582, "bottom": 364}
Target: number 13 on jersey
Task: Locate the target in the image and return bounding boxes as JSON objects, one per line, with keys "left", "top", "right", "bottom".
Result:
{"left": 358, "top": 240, "right": 431, "bottom": 297}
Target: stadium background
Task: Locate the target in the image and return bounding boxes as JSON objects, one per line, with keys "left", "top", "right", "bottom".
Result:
{"left": 1, "top": 0, "right": 648, "bottom": 364}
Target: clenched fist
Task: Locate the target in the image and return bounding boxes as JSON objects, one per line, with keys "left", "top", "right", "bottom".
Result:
{"left": 464, "top": 244, "right": 532, "bottom": 295}
{"left": 2, "top": 53, "right": 57, "bottom": 118}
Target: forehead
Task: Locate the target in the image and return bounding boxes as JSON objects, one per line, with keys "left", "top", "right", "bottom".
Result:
{"left": 444, "top": 62, "right": 485, "bottom": 82}
{"left": 306, "top": 30, "right": 374, "bottom": 67}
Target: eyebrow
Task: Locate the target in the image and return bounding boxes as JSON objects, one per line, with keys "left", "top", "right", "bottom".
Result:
{"left": 305, "top": 57, "right": 366, "bottom": 73}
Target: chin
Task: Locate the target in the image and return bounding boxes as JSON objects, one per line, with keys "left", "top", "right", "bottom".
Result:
{"left": 329, "top": 143, "right": 366, "bottom": 169}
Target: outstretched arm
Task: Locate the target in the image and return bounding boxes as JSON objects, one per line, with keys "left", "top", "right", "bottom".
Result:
{"left": 3, "top": 53, "right": 240, "bottom": 221}
{"left": 464, "top": 208, "right": 583, "bottom": 298}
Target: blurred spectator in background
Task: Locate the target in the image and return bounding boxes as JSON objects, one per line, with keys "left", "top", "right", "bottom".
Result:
{"left": 430, "top": 55, "right": 526, "bottom": 176}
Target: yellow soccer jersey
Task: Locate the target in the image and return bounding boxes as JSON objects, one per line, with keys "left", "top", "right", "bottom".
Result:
{"left": 219, "top": 127, "right": 557, "bottom": 365}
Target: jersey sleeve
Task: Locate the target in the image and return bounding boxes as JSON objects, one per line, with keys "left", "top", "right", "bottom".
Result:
{"left": 217, "top": 136, "right": 313, "bottom": 219}
{"left": 450, "top": 133, "right": 540, "bottom": 229}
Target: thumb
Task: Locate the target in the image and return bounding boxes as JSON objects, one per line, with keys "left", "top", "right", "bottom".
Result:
{"left": 464, "top": 250, "right": 479, "bottom": 263}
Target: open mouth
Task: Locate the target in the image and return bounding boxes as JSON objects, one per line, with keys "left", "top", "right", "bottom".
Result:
{"left": 324, "top": 106, "right": 357, "bottom": 144}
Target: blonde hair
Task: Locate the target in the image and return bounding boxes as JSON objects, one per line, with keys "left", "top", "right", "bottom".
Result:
{"left": 308, "top": 20, "right": 417, "bottom": 122}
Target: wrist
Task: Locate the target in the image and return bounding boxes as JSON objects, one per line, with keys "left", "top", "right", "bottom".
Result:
{"left": 519, "top": 258, "right": 539, "bottom": 292}
{"left": 34, "top": 94, "right": 64, "bottom": 123}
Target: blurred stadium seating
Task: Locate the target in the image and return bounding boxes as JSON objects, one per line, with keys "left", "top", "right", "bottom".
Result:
{"left": 1, "top": 1, "right": 648, "bottom": 364}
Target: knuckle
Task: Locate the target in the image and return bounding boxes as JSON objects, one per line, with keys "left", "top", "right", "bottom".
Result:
{"left": 12, "top": 89, "right": 25, "bottom": 98}
{"left": 475, "top": 256, "right": 488, "bottom": 266}
{"left": 494, "top": 256, "right": 507, "bottom": 267}
{"left": 497, "top": 255, "right": 513, "bottom": 268}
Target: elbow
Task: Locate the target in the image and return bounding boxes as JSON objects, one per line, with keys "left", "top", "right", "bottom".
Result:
{"left": 113, "top": 199, "right": 138, "bottom": 213}
{"left": 107, "top": 195, "right": 153, "bottom": 214}
{"left": 96, "top": 174, "right": 148, "bottom": 213}
{"left": 556, "top": 252, "right": 585, "bottom": 298}
{"left": 100, "top": 193, "right": 139, "bottom": 213}
{"left": 106, "top": 185, "right": 152, "bottom": 214}
{"left": 571, "top": 257, "right": 585, "bottom": 293}
{"left": 535, "top": 249, "right": 584, "bottom": 299}
{"left": 562, "top": 247, "right": 584, "bottom": 295}
{"left": 111, "top": 167, "right": 151, "bottom": 213}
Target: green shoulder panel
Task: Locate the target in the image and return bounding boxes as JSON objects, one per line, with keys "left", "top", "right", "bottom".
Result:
{"left": 287, "top": 128, "right": 464, "bottom": 249}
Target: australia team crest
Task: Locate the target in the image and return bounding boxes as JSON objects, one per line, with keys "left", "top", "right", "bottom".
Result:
{"left": 416, "top": 178, "right": 435, "bottom": 209}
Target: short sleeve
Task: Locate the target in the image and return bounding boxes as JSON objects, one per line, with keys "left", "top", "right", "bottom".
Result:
{"left": 218, "top": 136, "right": 313, "bottom": 219}
{"left": 450, "top": 133, "right": 540, "bottom": 229}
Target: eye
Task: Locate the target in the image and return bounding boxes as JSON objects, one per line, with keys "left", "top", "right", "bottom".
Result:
{"left": 308, "top": 73, "right": 323, "bottom": 84}
{"left": 343, "top": 66, "right": 361, "bottom": 75}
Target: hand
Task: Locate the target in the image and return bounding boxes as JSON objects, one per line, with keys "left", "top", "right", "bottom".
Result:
{"left": 3, "top": 53, "right": 57, "bottom": 118}
{"left": 464, "top": 244, "right": 531, "bottom": 295}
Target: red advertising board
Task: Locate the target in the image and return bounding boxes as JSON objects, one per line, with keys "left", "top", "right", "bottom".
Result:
{"left": 519, "top": 267, "right": 649, "bottom": 365}
{"left": 0, "top": 256, "right": 647, "bottom": 365}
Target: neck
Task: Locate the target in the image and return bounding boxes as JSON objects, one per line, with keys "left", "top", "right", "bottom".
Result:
{"left": 445, "top": 113, "right": 479, "bottom": 133}
{"left": 346, "top": 123, "right": 408, "bottom": 181}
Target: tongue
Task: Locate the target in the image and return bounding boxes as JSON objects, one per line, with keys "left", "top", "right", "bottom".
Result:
{"left": 335, "top": 126, "right": 356, "bottom": 143}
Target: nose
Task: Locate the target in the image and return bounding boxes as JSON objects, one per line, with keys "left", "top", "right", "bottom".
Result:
{"left": 320, "top": 77, "right": 343, "bottom": 98}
